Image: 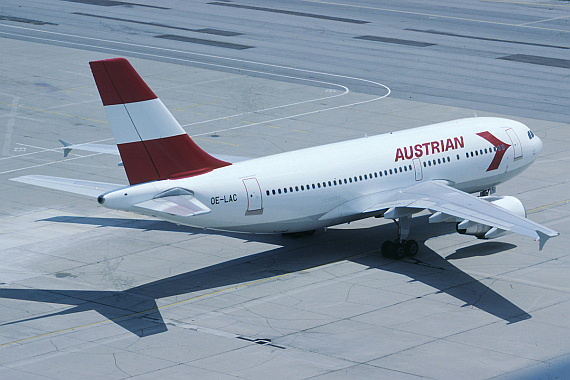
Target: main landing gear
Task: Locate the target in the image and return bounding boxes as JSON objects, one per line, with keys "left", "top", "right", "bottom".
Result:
{"left": 380, "top": 216, "right": 419, "bottom": 260}
{"left": 381, "top": 239, "right": 418, "bottom": 260}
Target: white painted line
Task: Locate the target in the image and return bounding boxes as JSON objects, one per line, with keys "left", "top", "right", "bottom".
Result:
{"left": 0, "top": 23, "right": 390, "bottom": 175}
{"left": 517, "top": 15, "right": 570, "bottom": 27}
{"left": 0, "top": 153, "right": 103, "bottom": 176}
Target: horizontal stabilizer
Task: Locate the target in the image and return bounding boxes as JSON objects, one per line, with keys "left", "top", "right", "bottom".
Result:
{"left": 134, "top": 195, "right": 211, "bottom": 217}
{"left": 11, "top": 175, "right": 124, "bottom": 198}
{"left": 57, "top": 140, "right": 249, "bottom": 163}
{"left": 59, "top": 140, "right": 120, "bottom": 156}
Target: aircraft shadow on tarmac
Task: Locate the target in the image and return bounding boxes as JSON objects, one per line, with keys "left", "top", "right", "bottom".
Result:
{"left": 0, "top": 215, "right": 530, "bottom": 337}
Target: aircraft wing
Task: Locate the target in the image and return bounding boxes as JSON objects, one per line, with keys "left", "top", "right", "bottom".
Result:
{"left": 321, "top": 180, "right": 558, "bottom": 250}
{"left": 59, "top": 140, "right": 250, "bottom": 163}
{"left": 10, "top": 175, "right": 124, "bottom": 197}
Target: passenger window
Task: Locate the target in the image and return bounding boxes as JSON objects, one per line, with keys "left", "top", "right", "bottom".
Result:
{"left": 409, "top": 165, "right": 412, "bottom": 170}
{"left": 359, "top": 175, "right": 363, "bottom": 181}
{"left": 334, "top": 180, "right": 337, "bottom": 185}
{"left": 384, "top": 170, "right": 388, "bottom": 176}
{"left": 364, "top": 174, "right": 367, "bottom": 180}
{"left": 329, "top": 181, "right": 332, "bottom": 186}
{"left": 349, "top": 177, "right": 352, "bottom": 183}
{"left": 278, "top": 189, "right": 281, "bottom": 194}
{"left": 344, "top": 179, "right": 347, "bottom": 184}
{"left": 404, "top": 166, "right": 407, "bottom": 171}
{"left": 266, "top": 190, "right": 270, "bottom": 196}
{"left": 389, "top": 169, "right": 393, "bottom": 174}
{"left": 457, "top": 154, "right": 460, "bottom": 160}
{"left": 437, "top": 158, "right": 441, "bottom": 164}
{"left": 295, "top": 186, "right": 299, "bottom": 192}
{"left": 312, "top": 184, "right": 316, "bottom": 189}
{"left": 317, "top": 183, "right": 321, "bottom": 188}
{"left": 466, "top": 152, "right": 469, "bottom": 158}
{"left": 374, "top": 172, "right": 378, "bottom": 178}
{"left": 428, "top": 161, "right": 431, "bottom": 166}
{"left": 354, "top": 176, "right": 358, "bottom": 182}
{"left": 284, "top": 188, "right": 287, "bottom": 193}
{"left": 272, "top": 189, "right": 276, "bottom": 195}
{"left": 301, "top": 185, "right": 304, "bottom": 191}
{"left": 423, "top": 162, "right": 426, "bottom": 167}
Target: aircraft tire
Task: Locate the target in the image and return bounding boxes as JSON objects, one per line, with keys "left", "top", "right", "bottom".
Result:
{"left": 394, "top": 243, "right": 406, "bottom": 260}
{"left": 381, "top": 241, "right": 394, "bottom": 258}
{"left": 405, "top": 240, "right": 419, "bottom": 257}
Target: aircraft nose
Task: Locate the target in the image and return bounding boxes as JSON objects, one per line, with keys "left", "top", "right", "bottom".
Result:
{"left": 532, "top": 133, "right": 543, "bottom": 157}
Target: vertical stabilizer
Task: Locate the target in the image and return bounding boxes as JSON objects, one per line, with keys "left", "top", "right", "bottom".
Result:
{"left": 89, "top": 58, "right": 230, "bottom": 185}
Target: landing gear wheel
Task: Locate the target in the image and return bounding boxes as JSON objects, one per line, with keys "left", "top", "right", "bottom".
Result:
{"left": 381, "top": 241, "right": 395, "bottom": 258}
{"left": 405, "top": 240, "right": 419, "bottom": 257}
{"left": 393, "top": 243, "right": 406, "bottom": 260}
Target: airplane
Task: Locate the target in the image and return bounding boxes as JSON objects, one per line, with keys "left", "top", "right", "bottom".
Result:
{"left": 12, "top": 58, "right": 559, "bottom": 259}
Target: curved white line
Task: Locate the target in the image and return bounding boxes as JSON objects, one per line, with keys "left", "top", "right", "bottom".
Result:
{"left": 0, "top": 23, "right": 391, "bottom": 168}
{"left": 0, "top": 23, "right": 390, "bottom": 98}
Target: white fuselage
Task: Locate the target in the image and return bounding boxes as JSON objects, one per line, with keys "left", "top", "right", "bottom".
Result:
{"left": 101, "top": 118, "right": 542, "bottom": 233}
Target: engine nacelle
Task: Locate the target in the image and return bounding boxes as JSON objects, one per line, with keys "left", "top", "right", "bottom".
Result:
{"left": 456, "top": 196, "right": 526, "bottom": 239}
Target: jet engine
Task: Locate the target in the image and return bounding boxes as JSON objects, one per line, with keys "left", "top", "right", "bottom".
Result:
{"left": 456, "top": 196, "right": 526, "bottom": 239}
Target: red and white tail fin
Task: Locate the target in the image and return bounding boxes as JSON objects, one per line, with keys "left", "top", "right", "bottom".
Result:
{"left": 89, "top": 58, "right": 230, "bottom": 185}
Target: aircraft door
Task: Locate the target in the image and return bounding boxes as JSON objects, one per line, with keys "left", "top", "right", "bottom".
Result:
{"left": 412, "top": 158, "right": 423, "bottom": 181}
{"left": 242, "top": 177, "right": 263, "bottom": 214}
{"left": 506, "top": 128, "right": 523, "bottom": 159}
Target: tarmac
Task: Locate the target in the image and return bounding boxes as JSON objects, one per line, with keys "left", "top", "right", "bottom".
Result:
{"left": 0, "top": 1, "right": 569, "bottom": 379}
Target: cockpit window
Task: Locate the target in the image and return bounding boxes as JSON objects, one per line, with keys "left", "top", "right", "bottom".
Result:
{"left": 528, "top": 130, "right": 535, "bottom": 139}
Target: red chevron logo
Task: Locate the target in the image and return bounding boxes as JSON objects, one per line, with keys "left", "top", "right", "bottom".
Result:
{"left": 476, "top": 131, "right": 511, "bottom": 171}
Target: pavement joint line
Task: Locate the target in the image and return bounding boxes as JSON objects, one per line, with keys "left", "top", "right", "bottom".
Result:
{"left": 187, "top": 96, "right": 385, "bottom": 138}
{"left": 181, "top": 86, "right": 351, "bottom": 128}
{"left": 481, "top": 0, "right": 570, "bottom": 8}
{"left": 0, "top": 24, "right": 390, "bottom": 131}
{"left": 193, "top": 138, "right": 239, "bottom": 146}
{"left": 0, "top": 101, "right": 108, "bottom": 124}
{"left": 0, "top": 152, "right": 103, "bottom": 176}
{"left": 517, "top": 15, "right": 570, "bottom": 27}
{"left": 0, "top": 249, "right": 378, "bottom": 348}
{"left": 527, "top": 199, "right": 570, "bottom": 213}
{"left": 0, "top": 27, "right": 388, "bottom": 156}
{"left": 1, "top": 96, "right": 18, "bottom": 157}
{"left": 301, "top": 0, "right": 570, "bottom": 33}
{"left": 170, "top": 100, "right": 220, "bottom": 111}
